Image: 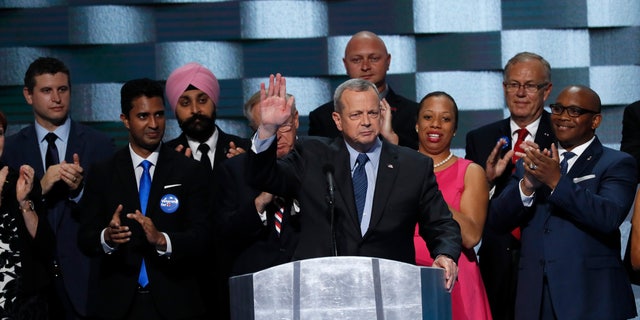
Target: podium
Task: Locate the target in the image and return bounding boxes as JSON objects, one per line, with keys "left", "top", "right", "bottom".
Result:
{"left": 229, "top": 256, "right": 451, "bottom": 320}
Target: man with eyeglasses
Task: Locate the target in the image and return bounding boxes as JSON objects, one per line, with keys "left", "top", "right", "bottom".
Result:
{"left": 487, "top": 85, "right": 637, "bottom": 319}
{"left": 248, "top": 74, "right": 461, "bottom": 292}
{"left": 465, "top": 51, "right": 557, "bottom": 320}
{"left": 215, "top": 91, "right": 301, "bottom": 280}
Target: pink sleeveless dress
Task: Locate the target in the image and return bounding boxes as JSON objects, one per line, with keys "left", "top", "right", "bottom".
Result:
{"left": 414, "top": 158, "right": 492, "bottom": 320}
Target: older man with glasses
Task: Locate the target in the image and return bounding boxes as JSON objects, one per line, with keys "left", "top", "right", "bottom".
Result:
{"left": 465, "top": 51, "right": 557, "bottom": 320}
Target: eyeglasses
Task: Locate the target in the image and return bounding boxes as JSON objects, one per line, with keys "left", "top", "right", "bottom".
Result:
{"left": 549, "top": 103, "right": 599, "bottom": 117}
{"left": 504, "top": 82, "right": 549, "bottom": 93}
{"left": 278, "top": 123, "right": 294, "bottom": 133}
{"left": 347, "top": 110, "right": 380, "bottom": 121}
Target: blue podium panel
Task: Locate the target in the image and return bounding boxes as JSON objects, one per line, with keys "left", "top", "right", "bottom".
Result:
{"left": 230, "top": 256, "right": 451, "bottom": 320}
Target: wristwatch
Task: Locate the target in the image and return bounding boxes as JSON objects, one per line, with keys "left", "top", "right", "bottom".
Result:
{"left": 19, "top": 199, "right": 35, "bottom": 214}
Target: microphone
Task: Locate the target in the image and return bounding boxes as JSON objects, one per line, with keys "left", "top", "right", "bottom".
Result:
{"left": 323, "top": 164, "right": 338, "bottom": 256}
{"left": 323, "top": 164, "right": 335, "bottom": 206}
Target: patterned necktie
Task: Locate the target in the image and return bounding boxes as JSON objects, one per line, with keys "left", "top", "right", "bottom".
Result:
{"left": 138, "top": 160, "right": 151, "bottom": 288}
{"left": 560, "top": 151, "right": 576, "bottom": 175}
{"left": 198, "top": 143, "right": 212, "bottom": 171}
{"left": 512, "top": 128, "right": 529, "bottom": 164}
{"left": 274, "top": 200, "right": 284, "bottom": 237}
{"left": 45, "top": 132, "right": 60, "bottom": 168}
{"left": 353, "top": 153, "right": 369, "bottom": 223}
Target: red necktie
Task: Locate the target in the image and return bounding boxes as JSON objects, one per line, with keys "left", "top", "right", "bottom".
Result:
{"left": 511, "top": 128, "right": 528, "bottom": 240}
{"left": 512, "top": 128, "right": 529, "bottom": 164}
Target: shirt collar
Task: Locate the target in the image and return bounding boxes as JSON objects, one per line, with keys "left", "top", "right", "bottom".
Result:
{"left": 129, "top": 143, "right": 161, "bottom": 168}
{"left": 186, "top": 126, "right": 218, "bottom": 154}
{"left": 557, "top": 136, "right": 595, "bottom": 161}
{"left": 35, "top": 117, "right": 71, "bottom": 143}
{"left": 509, "top": 116, "right": 541, "bottom": 140}
{"left": 345, "top": 138, "right": 383, "bottom": 172}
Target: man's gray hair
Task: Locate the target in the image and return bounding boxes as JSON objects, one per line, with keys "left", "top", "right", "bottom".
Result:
{"left": 333, "top": 78, "right": 378, "bottom": 113}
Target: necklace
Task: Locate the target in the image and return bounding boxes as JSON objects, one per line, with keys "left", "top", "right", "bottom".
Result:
{"left": 433, "top": 152, "right": 453, "bottom": 168}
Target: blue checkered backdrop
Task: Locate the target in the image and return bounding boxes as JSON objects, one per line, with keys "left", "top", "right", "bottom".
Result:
{"left": 1, "top": 0, "right": 640, "bottom": 308}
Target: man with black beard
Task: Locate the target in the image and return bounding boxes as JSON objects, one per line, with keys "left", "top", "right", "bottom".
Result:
{"left": 164, "top": 62, "right": 250, "bottom": 174}
{"left": 163, "top": 62, "right": 250, "bottom": 319}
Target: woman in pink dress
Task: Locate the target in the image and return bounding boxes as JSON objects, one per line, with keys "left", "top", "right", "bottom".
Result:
{"left": 413, "top": 91, "right": 492, "bottom": 320}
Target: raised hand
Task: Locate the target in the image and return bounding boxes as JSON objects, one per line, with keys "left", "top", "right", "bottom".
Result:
{"left": 379, "top": 98, "right": 398, "bottom": 144}
{"left": 226, "top": 141, "right": 246, "bottom": 158}
{"left": 0, "top": 166, "right": 8, "bottom": 207}
{"left": 16, "top": 165, "right": 35, "bottom": 202}
{"left": 258, "top": 73, "right": 295, "bottom": 139}
{"left": 174, "top": 144, "right": 193, "bottom": 158}
{"left": 60, "top": 153, "right": 84, "bottom": 191}
{"left": 485, "top": 138, "right": 514, "bottom": 186}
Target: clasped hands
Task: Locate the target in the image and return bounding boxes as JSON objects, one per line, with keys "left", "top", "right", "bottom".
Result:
{"left": 104, "top": 204, "right": 167, "bottom": 251}
{"left": 41, "top": 153, "right": 84, "bottom": 194}
{"left": 519, "top": 141, "right": 563, "bottom": 194}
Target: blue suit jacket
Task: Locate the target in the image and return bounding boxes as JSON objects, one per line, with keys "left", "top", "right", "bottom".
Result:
{"left": 3, "top": 120, "right": 115, "bottom": 316}
{"left": 488, "top": 136, "right": 638, "bottom": 320}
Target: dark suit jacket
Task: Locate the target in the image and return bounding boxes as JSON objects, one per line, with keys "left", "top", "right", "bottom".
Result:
{"left": 621, "top": 100, "right": 640, "bottom": 182}
{"left": 165, "top": 125, "right": 249, "bottom": 319}
{"left": 247, "top": 136, "right": 460, "bottom": 264}
{"left": 164, "top": 125, "right": 251, "bottom": 174}
{"left": 0, "top": 162, "right": 55, "bottom": 318}
{"left": 465, "top": 111, "right": 556, "bottom": 197}
{"left": 465, "top": 111, "right": 556, "bottom": 319}
{"left": 215, "top": 152, "right": 301, "bottom": 276}
{"left": 77, "top": 145, "right": 213, "bottom": 320}
{"left": 3, "top": 120, "right": 115, "bottom": 316}
{"left": 308, "top": 87, "right": 419, "bottom": 149}
{"left": 488, "top": 137, "right": 637, "bottom": 320}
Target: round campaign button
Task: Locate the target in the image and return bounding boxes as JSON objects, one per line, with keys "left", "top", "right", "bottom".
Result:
{"left": 160, "top": 194, "right": 179, "bottom": 214}
{"left": 498, "top": 136, "right": 510, "bottom": 149}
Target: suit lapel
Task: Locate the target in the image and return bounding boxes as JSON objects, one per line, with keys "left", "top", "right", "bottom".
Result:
{"left": 535, "top": 111, "right": 556, "bottom": 150}
{"left": 367, "top": 141, "right": 399, "bottom": 235}
{"left": 566, "top": 137, "right": 602, "bottom": 179}
{"left": 65, "top": 121, "right": 83, "bottom": 163}
{"left": 21, "top": 126, "right": 47, "bottom": 177}
{"left": 147, "top": 146, "right": 175, "bottom": 216}
{"left": 114, "top": 148, "right": 140, "bottom": 212}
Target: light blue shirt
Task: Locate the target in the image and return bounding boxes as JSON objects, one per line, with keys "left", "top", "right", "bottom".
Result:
{"left": 35, "top": 117, "right": 71, "bottom": 170}
{"left": 345, "top": 140, "right": 382, "bottom": 235}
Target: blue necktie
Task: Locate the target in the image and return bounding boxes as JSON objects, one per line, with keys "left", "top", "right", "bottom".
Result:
{"left": 138, "top": 160, "right": 151, "bottom": 288}
{"left": 560, "top": 151, "right": 575, "bottom": 175}
{"left": 353, "top": 153, "right": 369, "bottom": 222}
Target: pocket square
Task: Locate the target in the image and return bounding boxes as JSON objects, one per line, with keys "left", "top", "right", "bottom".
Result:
{"left": 573, "top": 174, "right": 595, "bottom": 183}
{"left": 164, "top": 184, "right": 181, "bottom": 189}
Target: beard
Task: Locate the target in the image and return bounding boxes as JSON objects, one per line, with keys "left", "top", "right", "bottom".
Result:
{"left": 178, "top": 111, "right": 217, "bottom": 143}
